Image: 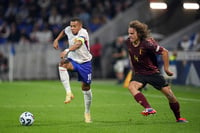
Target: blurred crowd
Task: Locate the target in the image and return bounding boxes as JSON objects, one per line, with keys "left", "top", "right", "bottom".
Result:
{"left": 177, "top": 31, "right": 200, "bottom": 51}
{"left": 0, "top": 51, "right": 8, "bottom": 81}
{"left": 0, "top": 0, "right": 134, "bottom": 45}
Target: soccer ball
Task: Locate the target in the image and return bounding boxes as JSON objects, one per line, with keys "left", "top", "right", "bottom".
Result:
{"left": 19, "top": 112, "right": 34, "bottom": 126}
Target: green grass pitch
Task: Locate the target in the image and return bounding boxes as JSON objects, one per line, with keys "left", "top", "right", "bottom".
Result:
{"left": 0, "top": 80, "right": 200, "bottom": 133}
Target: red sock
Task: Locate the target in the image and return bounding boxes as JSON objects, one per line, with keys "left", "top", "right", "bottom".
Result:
{"left": 169, "top": 102, "right": 181, "bottom": 120}
{"left": 134, "top": 92, "right": 151, "bottom": 108}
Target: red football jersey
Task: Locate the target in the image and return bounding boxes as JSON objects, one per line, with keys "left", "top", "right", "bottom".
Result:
{"left": 126, "top": 38, "right": 164, "bottom": 75}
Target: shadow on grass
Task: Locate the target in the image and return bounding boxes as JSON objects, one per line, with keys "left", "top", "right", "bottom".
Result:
{"left": 93, "top": 119, "right": 174, "bottom": 126}
{"left": 11, "top": 119, "right": 179, "bottom": 130}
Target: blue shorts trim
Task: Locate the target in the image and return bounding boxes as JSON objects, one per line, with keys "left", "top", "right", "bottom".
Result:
{"left": 69, "top": 58, "right": 92, "bottom": 84}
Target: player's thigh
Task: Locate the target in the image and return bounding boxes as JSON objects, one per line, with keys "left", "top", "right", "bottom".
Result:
{"left": 147, "top": 73, "right": 168, "bottom": 90}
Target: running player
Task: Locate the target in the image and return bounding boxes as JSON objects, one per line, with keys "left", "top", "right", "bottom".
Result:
{"left": 126, "top": 20, "right": 188, "bottom": 123}
{"left": 53, "top": 18, "right": 92, "bottom": 123}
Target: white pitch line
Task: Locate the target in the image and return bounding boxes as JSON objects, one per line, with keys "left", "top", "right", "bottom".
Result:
{"left": 94, "top": 88, "right": 200, "bottom": 103}
{"left": 144, "top": 94, "right": 200, "bottom": 102}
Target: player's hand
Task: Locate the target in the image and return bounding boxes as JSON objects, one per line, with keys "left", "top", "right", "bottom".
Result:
{"left": 53, "top": 40, "right": 59, "bottom": 50}
{"left": 60, "top": 50, "right": 68, "bottom": 59}
{"left": 165, "top": 69, "right": 173, "bottom": 76}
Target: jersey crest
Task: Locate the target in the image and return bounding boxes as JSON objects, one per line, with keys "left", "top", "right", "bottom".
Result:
{"left": 134, "top": 55, "right": 139, "bottom": 62}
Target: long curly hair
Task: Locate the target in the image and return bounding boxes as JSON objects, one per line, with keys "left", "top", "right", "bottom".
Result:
{"left": 129, "top": 20, "right": 151, "bottom": 41}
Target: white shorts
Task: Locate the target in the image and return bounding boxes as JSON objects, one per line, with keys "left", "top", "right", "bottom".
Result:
{"left": 114, "top": 59, "right": 127, "bottom": 73}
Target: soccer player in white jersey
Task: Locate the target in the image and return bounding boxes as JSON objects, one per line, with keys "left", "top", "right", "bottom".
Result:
{"left": 53, "top": 18, "right": 92, "bottom": 123}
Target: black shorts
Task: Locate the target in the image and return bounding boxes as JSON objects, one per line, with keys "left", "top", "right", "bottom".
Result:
{"left": 131, "top": 73, "right": 169, "bottom": 90}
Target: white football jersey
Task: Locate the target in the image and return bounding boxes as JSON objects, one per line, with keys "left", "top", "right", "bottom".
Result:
{"left": 64, "top": 26, "right": 92, "bottom": 63}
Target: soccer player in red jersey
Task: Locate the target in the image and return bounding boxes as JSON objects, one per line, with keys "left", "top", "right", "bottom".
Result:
{"left": 126, "top": 20, "right": 188, "bottom": 123}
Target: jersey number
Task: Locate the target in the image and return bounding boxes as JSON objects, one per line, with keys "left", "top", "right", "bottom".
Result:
{"left": 88, "top": 73, "right": 92, "bottom": 81}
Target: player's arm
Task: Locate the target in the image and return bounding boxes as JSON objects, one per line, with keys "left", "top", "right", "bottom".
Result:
{"left": 53, "top": 30, "right": 65, "bottom": 50}
{"left": 60, "top": 37, "right": 83, "bottom": 59}
{"left": 161, "top": 48, "right": 173, "bottom": 76}
{"left": 147, "top": 39, "right": 173, "bottom": 76}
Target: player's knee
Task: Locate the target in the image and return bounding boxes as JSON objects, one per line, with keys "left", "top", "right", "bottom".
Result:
{"left": 128, "top": 85, "right": 132, "bottom": 91}
{"left": 128, "top": 82, "right": 141, "bottom": 90}
{"left": 58, "top": 63, "right": 69, "bottom": 71}
{"left": 59, "top": 59, "right": 69, "bottom": 66}
{"left": 82, "top": 87, "right": 90, "bottom": 91}
{"left": 59, "top": 59, "right": 64, "bottom": 66}
{"left": 128, "top": 84, "right": 137, "bottom": 93}
{"left": 82, "top": 86, "right": 90, "bottom": 91}
{"left": 82, "top": 83, "right": 90, "bottom": 91}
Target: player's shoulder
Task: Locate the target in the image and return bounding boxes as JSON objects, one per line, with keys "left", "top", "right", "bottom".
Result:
{"left": 146, "top": 38, "right": 158, "bottom": 45}
{"left": 142, "top": 38, "right": 158, "bottom": 47}
{"left": 80, "top": 28, "right": 88, "bottom": 34}
{"left": 64, "top": 26, "right": 71, "bottom": 33}
{"left": 78, "top": 28, "right": 89, "bottom": 38}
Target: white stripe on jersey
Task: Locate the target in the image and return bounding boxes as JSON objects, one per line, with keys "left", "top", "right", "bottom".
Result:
{"left": 156, "top": 46, "right": 160, "bottom": 52}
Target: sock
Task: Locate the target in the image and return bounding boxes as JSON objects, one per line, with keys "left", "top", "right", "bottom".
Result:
{"left": 83, "top": 89, "right": 92, "bottom": 114}
{"left": 134, "top": 92, "right": 151, "bottom": 108}
{"left": 58, "top": 66, "right": 71, "bottom": 94}
{"left": 169, "top": 102, "right": 180, "bottom": 120}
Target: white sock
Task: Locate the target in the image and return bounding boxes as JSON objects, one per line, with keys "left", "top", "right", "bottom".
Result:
{"left": 83, "top": 89, "right": 92, "bottom": 114}
{"left": 58, "top": 66, "right": 71, "bottom": 94}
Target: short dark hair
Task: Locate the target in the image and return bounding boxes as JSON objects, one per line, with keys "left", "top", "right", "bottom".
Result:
{"left": 70, "top": 17, "right": 83, "bottom": 25}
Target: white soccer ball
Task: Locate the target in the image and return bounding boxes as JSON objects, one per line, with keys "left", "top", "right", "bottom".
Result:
{"left": 19, "top": 112, "right": 34, "bottom": 126}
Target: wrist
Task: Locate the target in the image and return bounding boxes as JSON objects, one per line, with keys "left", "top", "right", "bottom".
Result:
{"left": 64, "top": 48, "right": 69, "bottom": 53}
{"left": 54, "top": 38, "right": 59, "bottom": 42}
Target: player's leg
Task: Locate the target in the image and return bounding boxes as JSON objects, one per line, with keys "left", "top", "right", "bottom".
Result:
{"left": 58, "top": 59, "right": 74, "bottom": 104}
{"left": 113, "top": 60, "right": 124, "bottom": 84}
{"left": 73, "top": 60, "right": 92, "bottom": 123}
{"left": 79, "top": 61, "right": 92, "bottom": 123}
{"left": 128, "top": 81, "right": 156, "bottom": 116}
{"left": 161, "top": 86, "right": 188, "bottom": 122}
{"left": 82, "top": 83, "right": 92, "bottom": 123}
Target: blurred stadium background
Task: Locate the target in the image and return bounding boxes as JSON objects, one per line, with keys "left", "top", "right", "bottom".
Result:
{"left": 0, "top": 0, "right": 200, "bottom": 86}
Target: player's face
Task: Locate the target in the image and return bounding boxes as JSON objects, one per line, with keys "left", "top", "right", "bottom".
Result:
{"left": 128, "top": 27, "right": 138, "bottom": 43}
{"left": 70, "top": 21, "right": 82, "bottom": 35}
